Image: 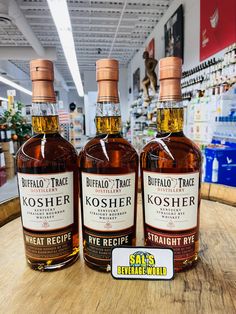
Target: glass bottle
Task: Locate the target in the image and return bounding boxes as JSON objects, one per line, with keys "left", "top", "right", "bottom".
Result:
{"left": 16, "top": 60, "right": 79, "bottom": 271}
{"left": 141, "top": 57, "right": 202, "bottom": 272}
{"left": 79, "top": 59, "right": 138, "bottom": 272}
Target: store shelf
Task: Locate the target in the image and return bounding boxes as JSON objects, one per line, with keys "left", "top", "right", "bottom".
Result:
{"left": 0, "top": 195, "right": 235, "bottom": 313}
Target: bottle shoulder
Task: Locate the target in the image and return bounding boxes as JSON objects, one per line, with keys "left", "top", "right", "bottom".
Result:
{"left": 17, "top": 133, "right": 78, "bottom": 162}
{"left": 141, "top": 133, "right": 202, "bottom": 171}
{"left": 81, "top": 135, "right": 138, "bottom": 155}
{"left": 142, "top": 134, "right": 201, "bottom": 157}
{"left": 78, "top": 134, "right": 138, "bottom": 168}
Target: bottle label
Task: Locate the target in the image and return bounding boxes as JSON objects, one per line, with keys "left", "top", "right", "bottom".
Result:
{"left": 82, "top": 172, "right": 135, "bottom": 231}
{"left": 143, "top": 171, "right": 199, "bottom": 231}
{"left": 23, "top": 228, "right": 73, "bottom": 260}
{"left": 83, "top": 231, "right": 134, "bottom": 261}
{"left": 81, "top": 172, "right": 136, "bottom": 262}
{"left": 145, "top": 228, "right": 198, "bottom": 261}
{"left": 18, "top": 172, "right": 74, "bottom": 231}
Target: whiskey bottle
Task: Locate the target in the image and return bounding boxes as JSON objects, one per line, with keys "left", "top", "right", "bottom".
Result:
{"left": 16, "top": 60, "right": 79, "bottom": 271}
{"left": 141, "top": 57, "right": 202, "bottom": 272}
{"left": 79, "top": 59, "right": 138, "bottom": 272}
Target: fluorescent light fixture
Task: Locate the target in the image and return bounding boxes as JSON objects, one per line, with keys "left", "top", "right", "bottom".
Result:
{"left": 0, "top": 75, "right": 32, "bottom": 96}
{"left": 47, "top": 0, "right": 84, "bottom": 97}
{"left": 0, "top": 96, "right": 8, "bottom": 101}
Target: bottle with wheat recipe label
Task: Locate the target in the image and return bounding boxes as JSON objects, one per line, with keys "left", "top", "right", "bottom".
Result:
{"left": 16, "top": 60, "right": 79, "bottom": 271}
{"left": 141, "top": 57, "right": 202, "bottom": 272}
{"left": 78, "top": 59, "right": 138, "bottom": 272}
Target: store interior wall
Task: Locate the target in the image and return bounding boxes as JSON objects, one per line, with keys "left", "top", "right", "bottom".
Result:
{"left": 119, "top": 67, "right": 129, "bottom": 123}
{"left": 67, "top": 90, "right": 84, "bottom": 109}
{"left": 0, "top": 82, "right": 30, "bottom": 105}
{"left": 56, "top": 87, "right": 68, "bottom": 108}
{"left": 84, "top": 71, "right": 97, "bottom": 93}
{"left": 0, "top": 60, "right": 32, "bottom": 105}
{"left": 128, "top": 0, "right": 201, "bottom": 103}
{"left": 83, "top": 67, "right": 129, "bottom": 127}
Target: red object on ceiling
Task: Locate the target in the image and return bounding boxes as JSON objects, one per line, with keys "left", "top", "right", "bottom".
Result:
{"left": 200, "top": 0, "right": 236, "bottom": 61}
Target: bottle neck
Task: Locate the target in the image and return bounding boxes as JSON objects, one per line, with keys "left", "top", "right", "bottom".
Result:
{"left": 32, "top": 102, "right": 59, "bottom": 134}
{"left": 32, "top": 80, "right": 56, "bottom": 103}
{"left": 97, "top": 80, "right": 119, "bottom": 104}
{"left": 156, "top": 101, "right": 184, "bottom": 134}
{"left": 95, "top": 102, "right": 122, "bottom": 135}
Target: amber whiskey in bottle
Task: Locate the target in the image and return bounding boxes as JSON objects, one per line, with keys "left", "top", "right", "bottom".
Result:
{"left": 79, "top": 59, "right": 138, "bottom": 272}
{"left": 16, "top": 60, "right": 79, "bottom": 271}
{"left": 141, "top": 57, "right": 202, "bottom": 272}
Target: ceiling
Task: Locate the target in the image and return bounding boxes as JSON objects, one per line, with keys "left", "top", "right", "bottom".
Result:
{"left": 0, "top": 0, "right": 173, "bottom": 89}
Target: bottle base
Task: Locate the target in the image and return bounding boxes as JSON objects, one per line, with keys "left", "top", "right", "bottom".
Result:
{"left": 174, "top": 254, "right": 199, "bottom": 273}
{"left": 27, "top": 252, "right": 79, "bottom": 271}
{"left": 84, "top": 256, "right": 111, "bottom": 272}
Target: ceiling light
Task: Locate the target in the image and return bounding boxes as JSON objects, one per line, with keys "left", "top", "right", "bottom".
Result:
{"left": 0, "top": 96, "right": 8, "bottom": 101}
{"left": 0, "top": 75, "right": 32, "bottom": 96}
{"left": 47, "top": 0, "right": 84, "bottom": 97}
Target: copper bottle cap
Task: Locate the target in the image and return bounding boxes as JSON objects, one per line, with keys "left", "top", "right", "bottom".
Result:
{"left": 96, "top": 58, "right": 119, "bottom": 103}
{"left": 30, "top": 59, "right": 56, "bottom": 103}
{"left": 159, "top": 56, "right": 182, "bottom": 102}
{"left": 96, "top": 59, "right": 119, "bottom": 81}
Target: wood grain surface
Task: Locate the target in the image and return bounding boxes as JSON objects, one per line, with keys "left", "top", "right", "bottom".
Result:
{"left": 0, "top": 197, "right": 20, "bottom": 227}
{"left": 0, "top": 197, "right": 235, "bottom": 314}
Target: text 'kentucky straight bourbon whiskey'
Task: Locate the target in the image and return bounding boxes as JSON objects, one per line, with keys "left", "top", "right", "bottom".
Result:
{"left": 79, "top": 59, "right": 138, "bottom": 271}
{"left": 141, "top": 57, "right": 202, "bottom": 272}
{"left": 16, "top": 60, "right": 79, "bottom": 271}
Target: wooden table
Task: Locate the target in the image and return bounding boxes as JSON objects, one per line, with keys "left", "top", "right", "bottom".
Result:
{"left": 0, "top": 198, "right": 235, "bottom": 314}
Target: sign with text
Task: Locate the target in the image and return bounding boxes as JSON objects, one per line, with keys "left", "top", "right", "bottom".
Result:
{"left": 111, "top": 247, "right": 174, "bottom": 280}
{"left": 7, "top": 90, "right": 16, "bottom": 96}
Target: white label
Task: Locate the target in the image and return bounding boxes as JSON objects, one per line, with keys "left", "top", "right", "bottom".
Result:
{"left": 111, "top": 247, "right": 174, "bottom": 280}
{"left": 0, "top": 153, "right": 5, "bottom": 167}
{"left": 7, "top": 90, "right": 16, "bottom": 96}
{"left": 9, "top": 141, "right": 14, "bottom": 154}
{"left": 82, "top": 172, "right": 135, "bottom": 231}
{"left": 143, "top": 172, "right": 199, "bottom": 231}
{"left": 1, "top": 131, "right": 5, "bottom": 140}
{"left": 18, "top": 172, "right": 74, "bottom": 231}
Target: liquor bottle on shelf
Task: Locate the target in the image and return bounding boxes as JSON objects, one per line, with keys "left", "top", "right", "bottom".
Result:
{"left": 16, "top": 60, "right": 79, "bottom": 271}
{"left": 0, "top": 144, "right": 7, "bottom": 186}
{"left": 211, "top": 156, "right": 219, "bottom": 183}
{"left": 79, "top": 59, "right": 138, "bottom": 272}
{"left": 141, "top": 57, "right": 202, "bottom": 272}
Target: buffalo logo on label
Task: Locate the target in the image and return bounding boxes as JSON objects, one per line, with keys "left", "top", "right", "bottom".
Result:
{"left": 104, "top": 221, "right": 112, "bottom": 229}
{"left": 42, "top": 220, "right": 50, "bottom": 229}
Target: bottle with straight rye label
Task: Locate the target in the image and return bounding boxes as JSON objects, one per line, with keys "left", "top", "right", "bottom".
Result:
{"left": 16, "top": 60, "right": 79, "bottom": 271}
{"left": 79, "top": 59, "right": 138, "bottom": 272}
{"left": 141, "top": 57, "right": 202, "bottom": 272}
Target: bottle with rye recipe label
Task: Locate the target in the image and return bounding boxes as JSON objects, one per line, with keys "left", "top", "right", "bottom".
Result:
{"left": 141, "top": 57, "right": 202, "bottom": 272}
{"left": 79, "top": 59, "right": 138, "bottom": 272}
{"left": 16, "top": 60, "right": 79, "bottom": 271}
